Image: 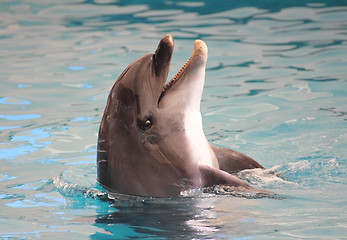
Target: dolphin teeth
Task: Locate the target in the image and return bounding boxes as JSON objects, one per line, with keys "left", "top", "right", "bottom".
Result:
{"left": 163, "top": 57, "right": 191, "bottom": 91}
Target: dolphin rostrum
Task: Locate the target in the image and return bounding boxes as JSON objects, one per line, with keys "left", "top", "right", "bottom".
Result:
{"left": 97, "top": 34, "right": 264, "bottom": 197}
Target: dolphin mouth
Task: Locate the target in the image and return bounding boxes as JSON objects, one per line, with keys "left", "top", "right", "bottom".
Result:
{"left": 163, "top": 57, "right": 191, "bottom": 92}
{"left": 158, "top": 35, "right": 207, "bottom": 103}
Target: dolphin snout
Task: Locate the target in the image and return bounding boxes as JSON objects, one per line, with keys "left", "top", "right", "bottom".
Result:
{"left": 193, "top": 40, "right": 208, "bottom": 57}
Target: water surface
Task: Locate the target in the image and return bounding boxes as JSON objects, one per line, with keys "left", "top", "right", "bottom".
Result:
{"left": 1, "top": 0, "right": 347, "bottom": 239}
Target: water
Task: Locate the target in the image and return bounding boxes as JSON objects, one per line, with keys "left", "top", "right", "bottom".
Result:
{"left": 1, "top": 0, "right": 346, "bottom": 239}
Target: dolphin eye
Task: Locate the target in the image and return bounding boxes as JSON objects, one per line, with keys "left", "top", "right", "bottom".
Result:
{"left": 145, "top": 120, "right": 152, "bottom": 128}
{"left": 137, "top": 115, "right": 154, "bottom": 131}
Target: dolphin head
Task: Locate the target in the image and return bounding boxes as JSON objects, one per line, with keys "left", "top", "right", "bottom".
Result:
{"left": 97, "top": 35, "right": 217, "bottom": 197}
{"left": 109, "top": 35, "right": 174, "bottom": 126}
{"left": 104, "top": 34, "right": 208, "bottom": 130}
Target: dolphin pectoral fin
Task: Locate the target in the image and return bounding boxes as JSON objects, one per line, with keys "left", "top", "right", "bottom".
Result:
{"left": 210, "top": 144, "right": 264, "bottom": 173}
{"left": 199, "top": 165, "right": 251, "bottom": 188}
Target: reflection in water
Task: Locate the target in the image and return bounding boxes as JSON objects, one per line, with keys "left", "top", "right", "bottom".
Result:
{"left": 93, "top": 198, "right": 202, "bottom": 239}
{"left": 91, "top": 195, "right": 263, "bottom": 239}
{"left": 55, "top": 165, "right": 282, "bottom": 239}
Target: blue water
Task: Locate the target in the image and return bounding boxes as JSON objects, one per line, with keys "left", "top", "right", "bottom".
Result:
{"left": 1, "top": 0, "right": 347, "bottom": 239}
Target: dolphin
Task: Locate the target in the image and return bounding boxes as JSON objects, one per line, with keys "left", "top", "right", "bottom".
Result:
{"left": 97, "top": 34, "right": 264, "bottom": 197}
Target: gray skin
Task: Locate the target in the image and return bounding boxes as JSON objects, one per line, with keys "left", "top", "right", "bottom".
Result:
{"left": 97, "top": 34, "right": 264, "bottom": 197}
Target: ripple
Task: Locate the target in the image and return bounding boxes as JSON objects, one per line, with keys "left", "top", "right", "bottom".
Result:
{"left": 10, "top": 180, "right": 50, "bottom": 190}
{"left": 269, "top": 82, "right": 332, "bottom": 101}
{"left": 62, "top": 82, "right": 94, "bottom": 88}
{"left": 68, "top": 66, "right": 86, "bottom": 71}
{"left": 0, "top": 174, "right": 18, "bottom": 182}
{"left": 234, "top": 88, "right": 274, "bottom": 97}
{"left": 0, "top": 126, "right": 19, "bottom": 131}
{"left": 6, "top": 194, "right": 65, "bottom": 208}
{"left": 0, "top": 193, "right": 25, "bottom": 200}
{"left": 205, "top": 103, "right": 279, "bottom": 118}
{"left": 0, "top": 128, "right": 52, "bottom": 160}
{"left": 0, "top": 97, "right": 31, "bottom": 105}
{"left": 176, "top": 2, "right": 205, "bottom": 8}
{"left": 0, "top": 114, "right": 41, "bottom": 121}
{"left": 75, "top": 35, "right": 102, "bottom": 46}
{"left": 1, "top": 0, "right": 347, "bottom": 239}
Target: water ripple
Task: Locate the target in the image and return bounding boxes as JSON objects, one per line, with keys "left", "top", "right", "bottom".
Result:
{"left": 0, "top": 114, "right": 41, "bottom": 121}
{"left": 0, "top": 97, "right": 32, "bottom": 105}
{"left": 1, "top": 1, "right": 347, "bottom": 239}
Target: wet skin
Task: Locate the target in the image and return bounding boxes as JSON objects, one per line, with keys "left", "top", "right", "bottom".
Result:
{"left": 97, "top": 35, "right": 264, "bottom": 197}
